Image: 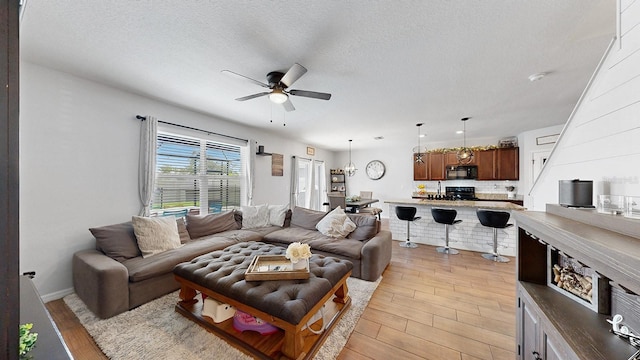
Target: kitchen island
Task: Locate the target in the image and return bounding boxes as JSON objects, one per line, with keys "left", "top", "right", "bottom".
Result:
{"left": 386, "top": 199, "right": 525, "bottom": 256}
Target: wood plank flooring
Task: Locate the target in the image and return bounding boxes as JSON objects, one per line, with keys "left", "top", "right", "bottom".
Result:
{"left": 46, "top": 229, "right": 516, "bottom": 360}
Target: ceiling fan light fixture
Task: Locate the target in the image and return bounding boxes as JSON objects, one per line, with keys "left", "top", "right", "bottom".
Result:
{"left": 344, "top": 139, "right": 357, "bottom": 176}
{"left": 457, "top": 117, "right": 474, "bottom": 164}
{"left": 269, "top": 89, "right": 288, "bottom": 104}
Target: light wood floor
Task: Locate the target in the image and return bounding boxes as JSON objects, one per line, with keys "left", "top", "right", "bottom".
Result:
{"left": 46, "top": 236, "right": 516, "bottom": 360}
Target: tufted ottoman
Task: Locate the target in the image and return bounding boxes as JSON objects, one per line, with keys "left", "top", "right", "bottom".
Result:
{"left": 173, "top": 241, "right": 353, "bottom": 359}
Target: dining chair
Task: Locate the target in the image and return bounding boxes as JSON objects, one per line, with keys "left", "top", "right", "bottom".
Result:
{"left": 327, "top": 194, "right": 346, "bottom": 211}
{"left": 358, "top": 191, "right": 382, "bottom": 220}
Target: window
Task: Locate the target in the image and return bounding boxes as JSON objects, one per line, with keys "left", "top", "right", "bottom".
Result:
{"left": 153, "top": 132, "right": 242, "bottom": 214}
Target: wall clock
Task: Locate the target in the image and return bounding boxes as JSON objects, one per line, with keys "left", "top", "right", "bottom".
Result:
{"left": 365, "top": 160, "right": 385, "bottom": 180}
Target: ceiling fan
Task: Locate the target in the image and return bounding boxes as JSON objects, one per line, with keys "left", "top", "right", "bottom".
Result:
{"left": 221, "top": 63, "right": 331, "bottom": 112}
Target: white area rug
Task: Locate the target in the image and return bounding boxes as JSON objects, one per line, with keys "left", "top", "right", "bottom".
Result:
{"left": 64, "top": 276, "right": 380, "bottom": 359}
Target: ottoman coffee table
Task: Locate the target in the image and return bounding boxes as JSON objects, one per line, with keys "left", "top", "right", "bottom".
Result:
{"left": 173, "top": 242, "right": 353, "bottom": 360}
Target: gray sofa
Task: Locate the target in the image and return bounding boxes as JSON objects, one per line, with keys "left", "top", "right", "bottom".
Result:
{"left": 72, "top": 206, "right": 392, "bottom": 319}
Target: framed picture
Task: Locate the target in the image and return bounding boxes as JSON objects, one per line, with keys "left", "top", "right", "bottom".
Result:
{"left": 306, "top": 146, "right": 315, "bottom": 156}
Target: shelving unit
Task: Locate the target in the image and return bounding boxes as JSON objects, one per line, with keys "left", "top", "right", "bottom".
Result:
{"left": 514, "top": 205, "right": 640, "bottom": 359}
{"left": 329, "top": 169, "right": 346, "bottom": 195}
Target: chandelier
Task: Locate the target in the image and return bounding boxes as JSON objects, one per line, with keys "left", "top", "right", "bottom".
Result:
{"left": 412, "top": 123, "right": 427, "bottom": 163}
{"left": 344, "top": 139, "right": 357, "bottom": 176}
{"left": 457, "top": 117, "right": 473, "bottom": 164}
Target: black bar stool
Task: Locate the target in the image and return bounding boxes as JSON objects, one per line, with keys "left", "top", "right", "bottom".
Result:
{"left": 395, "top": 206, "right": 421, "bottom": 248}
{"left": 431, "top": 208, "right": 462, "bottom": 255}
{"left": 476, "top": 209, "right": 513, "bottom": 263}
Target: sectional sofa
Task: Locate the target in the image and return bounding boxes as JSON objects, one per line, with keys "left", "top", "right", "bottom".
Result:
{"left": 72, "top": 206, "right": 392, "bottom": 319}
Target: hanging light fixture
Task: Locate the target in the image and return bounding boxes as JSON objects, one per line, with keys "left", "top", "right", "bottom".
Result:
{"left": 412, "top": 123, "right": 426, "bottom": 163}
{"left": 344, "top": 139, "right": 357, "bottom": 176}
{"left": 457, "top": 117, "right": 473, "bottom": 164}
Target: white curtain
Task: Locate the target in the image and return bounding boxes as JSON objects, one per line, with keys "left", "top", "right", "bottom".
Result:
{"left": 243, "top": 139, "right": 256, "bottom": 206}
{"left": 138, "top": 116, "right": 157, "bottom": 216}
{"left": 290, "top": 156, "right": 301, "bottom": 207}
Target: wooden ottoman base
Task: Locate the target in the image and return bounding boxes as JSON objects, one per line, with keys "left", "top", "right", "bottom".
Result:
{"left": 174, "top": 272, "right": 351, "bottom": 360}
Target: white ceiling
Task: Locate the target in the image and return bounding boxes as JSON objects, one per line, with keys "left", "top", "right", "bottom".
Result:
{"left": 20, "top": 1, "right": 615, "bottom": 151}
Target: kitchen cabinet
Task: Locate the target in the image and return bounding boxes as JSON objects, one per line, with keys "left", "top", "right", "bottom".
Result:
{"left": 476, "top": 147, "right": 519, "bottom": 180}
{"left": 514, "top": 205, "right": 640, "bottom": 360}
{"left": 413, "top": 153, "right": 445, "bottom": 180}
{"left": 445, "top": 150, "right": 476, "bottom": 166}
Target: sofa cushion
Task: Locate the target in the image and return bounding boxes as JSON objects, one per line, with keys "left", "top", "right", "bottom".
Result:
{"left": 186, "top": 210, "right": 239, "bottom": 239}
{"left": 90, "top": 221, "right": 141, "bottom": 262}
{"left": 268, "top": 204, "right": 289, "bottom": 227}
{"left": 290, "top": 206, "right": 327, "bottom": 230}
{"left": 316, "top": 206, "right": 356, "bottom": 238}
{"left": 132, "top": 216, "right": 182, "bottom": 258}
{"left": 241, "top": 204, "right": 271, "bottom": 229}
{"left": 176, "top": 218, "right": 191, "bottom": 244}
{"left": 124, "top": 236, "right": 238, "bottom": 282}
{"left": 347, "top": 213, "right": 380, "bottom": 241}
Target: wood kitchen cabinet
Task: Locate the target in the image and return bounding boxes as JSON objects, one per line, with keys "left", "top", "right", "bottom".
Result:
{"left": 413, "top": 152, "right": 445, "bottom": 180}
{"left": 445, "top": 150, "right": 476, "bottom": 166}
{"left": 514, "top": 205, "right": 640, "bottom": 360}
{"left": 476, "top": 147, "right": 519, "bottom": 180}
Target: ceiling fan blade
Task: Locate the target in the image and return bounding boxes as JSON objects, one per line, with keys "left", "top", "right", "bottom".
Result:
{"left": 280, "top": 63, "right": 307, "bottom": 87}
{"left": 282, "top": 98, "right": 295, "bottom": 112}
{"left": 289, "top": 89, "right": 332, "bottom": 100}
{"left": 235, "top": 92, "right": 270, "bottom": 101}
{"left": 221, "top": 70, "right": 270, "bottom": 88}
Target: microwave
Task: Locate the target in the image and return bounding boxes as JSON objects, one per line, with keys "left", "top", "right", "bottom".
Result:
{"left": 446, "top": 165, "right": 478, "bottom": 180}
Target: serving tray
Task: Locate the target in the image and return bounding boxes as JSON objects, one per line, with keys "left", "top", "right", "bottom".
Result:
{"left": 244, "top": 255, "right": 309, "bottom": 281}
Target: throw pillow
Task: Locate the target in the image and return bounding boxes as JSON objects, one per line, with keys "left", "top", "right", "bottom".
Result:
{"left": 90, "top": 221, "right": 141, "bottom": 262}
{"left": 268, "top": 204, "right": 289, "bottom": 227}
{"left": 132, "top": 216, "right": 181, "bottom": 258}
{"left": 186, "top": 210, "right": 239, "bottom": 239}
{"left": 291, "top": 206, "right": 327, "bottom": 230}
{"left": 241, "top": 204, "right": 270, "bottom": 229}
{"left": 316, "top": 206, "right": 357, "bottom": 238}
{"left": 347, "top": 213, "right": 379, "bottom": 241}
{"left": 176, "top": 218, "right": 191, "bottom": 244}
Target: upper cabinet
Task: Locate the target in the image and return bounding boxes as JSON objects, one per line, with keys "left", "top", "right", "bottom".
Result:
{"left": 414, "top": 147, "right": 519, "bottom": 181}
{"left": 476, "top": 147, "right": 519, "bottom": 180}
{"left": 413, "top": 152, "right": 445, "bottom": 180}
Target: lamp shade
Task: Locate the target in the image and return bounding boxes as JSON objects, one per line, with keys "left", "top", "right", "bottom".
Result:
{"left": 269, "top": 89, "right": 288, "bottom": 104}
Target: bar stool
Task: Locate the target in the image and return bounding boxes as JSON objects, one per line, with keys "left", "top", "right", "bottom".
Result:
{"left": 477, "top": 209, "right": 513, "bottom": 263}
{"left": 431, "top": 208, "right": 462, "bottom": 255}
{"left": 396, "top": 206, "right": 421, "bottom": 248}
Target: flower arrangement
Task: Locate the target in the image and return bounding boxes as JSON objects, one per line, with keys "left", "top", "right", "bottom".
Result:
{"left": 285, "top": 242, "right": 312, "bottom": 264}
{"left": 19, "top": 323, "right": 38, "bottom": 359}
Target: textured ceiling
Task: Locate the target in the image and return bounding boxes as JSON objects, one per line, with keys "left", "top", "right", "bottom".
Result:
{"left": 20, "top": 1, "right": 615, "bottom": 150}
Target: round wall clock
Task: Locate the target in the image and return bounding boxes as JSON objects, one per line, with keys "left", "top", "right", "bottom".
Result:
{"left": 365, "top": 160, "right": 386, "bottom": 180}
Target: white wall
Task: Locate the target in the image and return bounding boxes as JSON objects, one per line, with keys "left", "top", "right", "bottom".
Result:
{"left": 529, "top": 2, "right": 640, "bottom": 210}
{"left": 19, "top": 63, "right": 336, "bottom": 299}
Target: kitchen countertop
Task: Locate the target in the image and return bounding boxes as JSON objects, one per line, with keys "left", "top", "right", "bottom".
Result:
{"left": 386, "top": 198, "right": 525, "bottom": 211}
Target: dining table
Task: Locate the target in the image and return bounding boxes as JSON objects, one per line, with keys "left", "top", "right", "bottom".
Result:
{"left": 345, "top": 198, "right": 379, "bottom": 212}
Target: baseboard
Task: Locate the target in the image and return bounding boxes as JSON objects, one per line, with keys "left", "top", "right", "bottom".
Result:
{"left": 41, "top": 287, "right": 74, "bottom": 303}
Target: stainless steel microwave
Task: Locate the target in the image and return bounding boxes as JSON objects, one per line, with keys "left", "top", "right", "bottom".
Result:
{"left": 446, "top": 165, "right": 478, "bottom": 180}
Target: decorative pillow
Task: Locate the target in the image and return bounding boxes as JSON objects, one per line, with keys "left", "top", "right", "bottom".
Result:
{"left": 132, "top": 216, "right": 181, "bottom": 258}
{"left": 241, "top": 204, "right": 270, "bottom": 229}
{"left": 291, "top": 206, "right": 327, "bottom": 230}
{"left": 347, "top": 214, "right": 379, "bottom": 241}
{"left": 186, "top": 210, "right": 239, "bottom": 239}
{"left": 176, "top": 218, "right": 191, "bottom": 244}
{"left": 90, "top": 221, "right": 141, "bottom": 262}
{"left": 268, "top": 204, "right": 289, "bottom": 227}
{"left": 316, "top": 206, "right": 357, "bottom": 238}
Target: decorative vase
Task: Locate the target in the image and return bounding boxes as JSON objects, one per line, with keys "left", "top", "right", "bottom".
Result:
{"left": 291, "top": 258, "right": 309, "bottom": 271}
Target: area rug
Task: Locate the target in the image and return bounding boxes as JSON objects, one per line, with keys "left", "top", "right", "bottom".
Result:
{"left": 64, "top": 276, "right": 380, "bottom": 360}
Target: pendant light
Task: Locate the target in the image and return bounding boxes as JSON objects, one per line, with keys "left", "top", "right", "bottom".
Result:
{"left": 413, "top": 123, "right": 426, "bottom": 163}
{"left": 457, "top": 117, "right": 473, "bottom": 164}
{"left": 344, "top": 139, "right": 357, "bottom": 176}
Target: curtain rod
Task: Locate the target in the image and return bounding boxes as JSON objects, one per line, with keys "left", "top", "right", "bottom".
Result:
{"left": 136, "top": 115, "right": 248, "bottom": 143}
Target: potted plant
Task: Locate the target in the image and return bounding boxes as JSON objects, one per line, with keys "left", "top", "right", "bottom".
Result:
{"left": 19, "top": 323, "right": 38, "bottom": 359}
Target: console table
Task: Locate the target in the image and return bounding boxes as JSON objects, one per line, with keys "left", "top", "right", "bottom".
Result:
{"left": 514, "top": 205, "right": 640, "bottom": 359}
{"left": 20, "top": 276, "right": 73, "bottom": 360}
